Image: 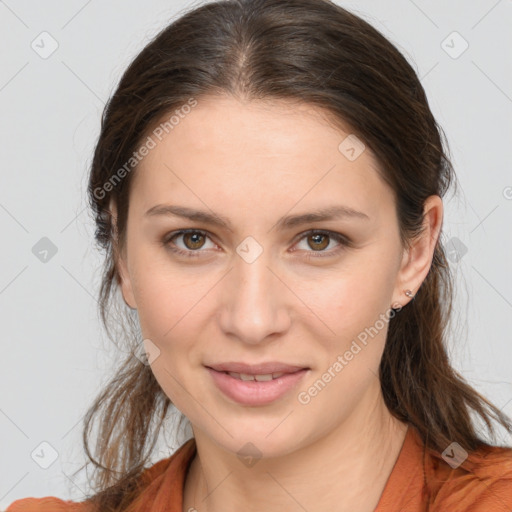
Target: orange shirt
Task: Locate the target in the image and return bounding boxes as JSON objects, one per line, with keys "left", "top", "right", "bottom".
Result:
{"left": 6, "top": 425, "right": 512, "bottom": 511}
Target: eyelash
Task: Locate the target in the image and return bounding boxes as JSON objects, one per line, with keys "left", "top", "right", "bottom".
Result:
{"left": 162, "top": 228, "right": 352, "bottom": 260}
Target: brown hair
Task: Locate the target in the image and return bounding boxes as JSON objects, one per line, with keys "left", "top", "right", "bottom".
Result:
{"left": 79, "top": 0, "right": 512, "bottom": 509}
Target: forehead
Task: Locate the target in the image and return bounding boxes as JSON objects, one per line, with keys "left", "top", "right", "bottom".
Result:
{"left": 130, "top": 95, "right": 392, "bottom": 219}
{"left": 142, "top": 95, "right": 360, "bottom": 160}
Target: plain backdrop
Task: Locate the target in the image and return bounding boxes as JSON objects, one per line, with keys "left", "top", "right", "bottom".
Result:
{"left": 1, "top": 0, "right": 511, "bottom": 506}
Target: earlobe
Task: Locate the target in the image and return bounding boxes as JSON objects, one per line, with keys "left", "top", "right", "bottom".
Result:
{"left": 391, "top": 195, "right": 443, "bottom": 307}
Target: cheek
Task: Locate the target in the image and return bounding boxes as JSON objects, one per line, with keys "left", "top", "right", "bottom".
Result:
{"left": 133, "top": 276, "right": 204, "bottom": 408}
{"left": 136, "top": 284, "right": 198, "bottom": 345}
{"left": 129, "top": 247, "right": 208, "bottom": 337}
{"left": 133, "top": 276, "right": 176, "bottom": 340}
{"left": 305, "top": 261, "right": 395, "bottom": 333}
{"left": 300, "top": 259, "right": 396, "bottom": 383}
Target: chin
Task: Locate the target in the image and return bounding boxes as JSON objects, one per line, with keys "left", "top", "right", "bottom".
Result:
{"left": 199, "top": 419, "right": 311, "bottom": 461}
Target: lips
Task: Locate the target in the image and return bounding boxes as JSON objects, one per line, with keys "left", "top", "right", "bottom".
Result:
{"left": 206, "top": 365, "right": 310, "bottom": 406}
{"left": 205, "top": 361, "right": 308, "bottom": 375}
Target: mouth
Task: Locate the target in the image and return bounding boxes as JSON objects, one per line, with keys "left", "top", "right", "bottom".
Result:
{"left": 205, "top": 361, "right": 309, "bottom": 375}
{"left": 205, "top": 365, "right": 310, "bottom": 406}
{"left": 215, "top": 370, "right": 292, "bottom": 381}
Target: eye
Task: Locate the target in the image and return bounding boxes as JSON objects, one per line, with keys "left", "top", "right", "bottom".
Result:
{"left": 292, "top": 229, "right": 351, "bottom": 258}
{"left": 163, "top": 229, "right": 216, "bottom": 258}
{"left": 162, "top": 228, "right": 351, "bottom": 260}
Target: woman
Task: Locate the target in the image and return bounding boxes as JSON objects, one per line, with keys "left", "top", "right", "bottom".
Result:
{"left": 7, "top": 0, "right": 512, "bottom": 511}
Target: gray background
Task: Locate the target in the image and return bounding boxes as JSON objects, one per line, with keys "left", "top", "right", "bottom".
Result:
{"left": 1, "top": 0, "right": 511, "bottom": 506}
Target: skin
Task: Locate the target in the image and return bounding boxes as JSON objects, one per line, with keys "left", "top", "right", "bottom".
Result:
{"left": 112, "top": 95, "right": 443, "bottom": 512}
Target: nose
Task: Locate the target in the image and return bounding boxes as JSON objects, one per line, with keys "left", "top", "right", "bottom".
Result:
{"left": 218, "top": 250, "right": 291, "bottom": 345}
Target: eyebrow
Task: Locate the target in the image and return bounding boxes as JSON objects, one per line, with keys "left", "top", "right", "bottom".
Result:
{"left": 144, "top": 204, "right": 370, "bottom": 231}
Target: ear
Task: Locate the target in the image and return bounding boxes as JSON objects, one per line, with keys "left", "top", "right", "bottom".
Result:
{"left": 391, "top": 195, "right": 443, "bottom": 308}
{"left": 109, "top": 199, "right": 137, "bottom": 310}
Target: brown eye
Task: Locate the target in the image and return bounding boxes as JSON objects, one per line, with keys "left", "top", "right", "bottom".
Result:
{"left": 293, "top": 230, "right": 351, "bottom": 259}
{"left": 182, "top": 232, "right": 206, "bottom": 250}
{"left": 163, "top": 228, "right": 350, "bottom": 260}
{"left": 163, "top": 229, "right": 215, "bottom": 258}
{"left": 307, "top": 233, "right": 330, "bottom": 251}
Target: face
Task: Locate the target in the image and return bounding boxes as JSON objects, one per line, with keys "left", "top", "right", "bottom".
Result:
{"left": 114, "top": 95, "right": 427, "bottom": 458}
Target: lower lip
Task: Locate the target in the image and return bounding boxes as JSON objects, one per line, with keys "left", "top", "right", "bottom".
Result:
{"left": 206, "top": 367, "right": 309, "bottom": 406}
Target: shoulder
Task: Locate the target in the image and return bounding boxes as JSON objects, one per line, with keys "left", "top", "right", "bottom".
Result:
{"left": 427, "top": 440, "right": 512, "bottom": 511}
{"left": 5, "top": 438, "right": 197, "bottom": 512}
{"left": 5, "top": 497, "right": 94, "bottom": 512}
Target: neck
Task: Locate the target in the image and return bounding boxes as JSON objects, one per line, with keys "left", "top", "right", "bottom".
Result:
{"left": 183, "top": 384, "right": 408, "bottom": 512}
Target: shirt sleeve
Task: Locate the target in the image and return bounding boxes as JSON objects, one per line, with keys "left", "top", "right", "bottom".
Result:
{"left": 430, "top": 467, "right": 512, "bottom": 511}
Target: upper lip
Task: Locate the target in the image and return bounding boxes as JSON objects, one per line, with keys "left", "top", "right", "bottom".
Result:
{"left": 206, "top": 362, "right": 309, "bottom": 375}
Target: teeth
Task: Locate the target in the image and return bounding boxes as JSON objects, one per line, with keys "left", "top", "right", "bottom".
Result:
{"left": 254, "top": 374, "right": 273, "bottom": 381}
{"left": 227, "top": 371, "right": 286, "bottom": 381}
